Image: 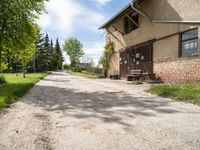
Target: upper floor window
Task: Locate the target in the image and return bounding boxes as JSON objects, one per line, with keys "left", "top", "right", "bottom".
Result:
{"left": 180, "top": 28, "right": 198, "bottom": 57}
{"left": 124, "top": 12, "right": 139, "bottom": 34}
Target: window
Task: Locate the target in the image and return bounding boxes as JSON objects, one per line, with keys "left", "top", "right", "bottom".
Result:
{"left": 180, "top": 28, "right": 198, "bottom": 57}
{"left": 124, "top": 13, "right": 139, "bottom": 34}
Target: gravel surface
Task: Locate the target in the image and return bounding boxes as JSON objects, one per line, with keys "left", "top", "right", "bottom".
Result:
{"left": 0, "top": 72, "right": 200, "bottom": 150}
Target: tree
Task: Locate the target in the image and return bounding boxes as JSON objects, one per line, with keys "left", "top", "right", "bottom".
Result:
{"left": 0, "top": 0, "right": 46, "bottom": 73}
{"left": 54, "top": 39, "right": 63, "bottom": 70}
{"left": 35, "top": 34, "right": 46, "bottom": 72}
{"left": 63, "top": 37, "right": 84, "bottom": 67}
{"left": 99, "top": 42, "right": 114, "bottom": 77}
{"left": 19, "top": 44, "right": 36, "bottom": 78}
{"left": 35, "top": 33, "right": 51, "bottom": 72}
{"left": 35, "top": 34, "right": 63, "bottom": 72}
{"left": 49, "top": 39, "right": 55, "bottom": 70}
{"left": 44, "top": 33, "right": 52, "bottom": 70}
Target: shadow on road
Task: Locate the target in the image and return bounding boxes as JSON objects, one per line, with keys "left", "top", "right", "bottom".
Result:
{"left": 22, "top": 83, "right": 181, "bottom": 128}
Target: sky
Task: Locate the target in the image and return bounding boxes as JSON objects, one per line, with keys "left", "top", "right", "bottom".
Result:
{"left": 37, "top": 0, "right": 130, "bottom": 65}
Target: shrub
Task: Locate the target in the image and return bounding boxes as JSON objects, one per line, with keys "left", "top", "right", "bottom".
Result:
{"left": 71, "top": 66, "right": 82, "bottom": 72}
{"left": 0, "top": 76, "right": 6, "bottom": 84}
{"left": 63, "top": 64, "right": 70, "bottom": 70}
{"left": 146, "top": 79, "right": 162, "bottom": 84}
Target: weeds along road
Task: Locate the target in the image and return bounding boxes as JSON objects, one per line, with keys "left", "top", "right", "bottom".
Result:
{"left": 0, "top": 72, "right": 200, "bottom": 150}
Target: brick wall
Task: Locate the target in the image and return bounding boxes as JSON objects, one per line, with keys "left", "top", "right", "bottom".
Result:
{"left": 154, "top": 58, "right": 200, "bottom": 83}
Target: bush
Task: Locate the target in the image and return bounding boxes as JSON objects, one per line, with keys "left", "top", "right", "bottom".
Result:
{"left": 0, "top": 76, "right": 6, "bottom": 84}
{"left": 63, "top": 64, "right": 70, "bottom": 70}
{"left": 146, "top": 79, "right": 162, "bottom": 84}
{"left": 71, "top": 66, "right": 82, "bottom": 72}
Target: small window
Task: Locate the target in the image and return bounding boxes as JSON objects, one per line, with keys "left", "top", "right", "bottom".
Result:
{"left": 124, "top": 13, "right": 139, "bottom": 34}
{"left": 180, "top": 28, "right": 198, "bottom": 57}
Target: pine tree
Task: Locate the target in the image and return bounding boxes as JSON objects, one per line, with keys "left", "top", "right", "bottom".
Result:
{"left": 54, "top": 38, "right": 63, "bottom": 70}
{"left": 35, "top": 34, "right": 46, "bottom": 72}
{"left": 50, "top": 39, "right": 56, "bottom": 70}
{"left": 44, "top": 33, "right": 52, "bottom": 71}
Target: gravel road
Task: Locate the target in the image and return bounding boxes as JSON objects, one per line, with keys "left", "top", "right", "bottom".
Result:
{"left": 0, "top": 72, "right": 200, "bottom": 150}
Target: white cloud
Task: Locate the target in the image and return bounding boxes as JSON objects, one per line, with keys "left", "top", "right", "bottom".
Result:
{"left": 84, "top": 42, "right": 105, "bottom": 55}
{"left": 37, "top": 0, "right": 108, "bottom": 65}
{"left": 62, "top": 41, "right": 105, "bottom": 65}
{"left": 92, "top": 0, "right": 112, "bottom": 5}
{"left": 83, "top": 41, "right": 105, "bottom": 64}
{"left": 37, "top": 0, "right": 106, "bottom": 35}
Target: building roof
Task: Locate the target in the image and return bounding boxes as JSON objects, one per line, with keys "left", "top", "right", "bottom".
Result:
{"left": 99, "top": 0, "right": 139, "bottom": 29}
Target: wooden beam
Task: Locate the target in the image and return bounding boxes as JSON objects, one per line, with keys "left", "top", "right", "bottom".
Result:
{"left": 106, "top": 29, "right": 126, "bottom": 47}
{"left": 111, "top": 25, "right": 124, "bottom": 35}
{"left": 125, "top": 14, "right": 139, "bottom": 27}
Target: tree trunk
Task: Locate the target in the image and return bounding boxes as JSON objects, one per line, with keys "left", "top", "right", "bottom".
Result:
{"left": 23, "top": 72, "right": 26, "bottom": 78}
{"left": 23, "top": 66, "right": 26, "bottom": 78}
{"left": 0, "top": 49, "right": 2, "bottom": 74}
{"left": 33, "top": 55, "right": 36, "bottom": 73}
{"left": 0, "top": 40, "right": 3, "bottom": 74}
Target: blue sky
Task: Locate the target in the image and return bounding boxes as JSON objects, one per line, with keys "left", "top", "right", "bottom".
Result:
{"left": 38, "top": 0, "right": 130, "bottom": 64}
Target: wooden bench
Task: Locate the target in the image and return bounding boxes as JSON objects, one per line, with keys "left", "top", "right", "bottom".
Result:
{"left": 127, "top": 70, "right": 142, "bottom": 81}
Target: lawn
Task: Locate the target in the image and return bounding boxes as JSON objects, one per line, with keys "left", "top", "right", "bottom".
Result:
{"left": 148, "top": 83, "right": 200, "bottom": 105}
{"left": 0, "top": 73, "right": 47, "bottom": 111}
{"left": 68, "top": 72, "right": 98, "bottom": 79}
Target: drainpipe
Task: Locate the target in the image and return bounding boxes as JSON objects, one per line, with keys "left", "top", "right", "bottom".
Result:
{"left": 131, "top": 0, "right": 153, "bottom": 22}
{"left": 130, "top": 0, "right": 200, "bottom": 25}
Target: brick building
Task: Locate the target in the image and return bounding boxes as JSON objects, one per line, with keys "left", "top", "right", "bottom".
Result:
{"left": 99, "top": 0, "right": 200, "bottom": 82}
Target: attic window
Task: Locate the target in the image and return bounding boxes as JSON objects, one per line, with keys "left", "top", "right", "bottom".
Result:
{"left": 180, "top": 28, "right": 198, "bottom": 57}
{"left": 124, "top": 12, "right": 139, "bottom": 34}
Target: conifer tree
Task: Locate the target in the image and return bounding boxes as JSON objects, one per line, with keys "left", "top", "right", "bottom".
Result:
{"left": 54, "top": 39, "right": 63, "bottom": 70}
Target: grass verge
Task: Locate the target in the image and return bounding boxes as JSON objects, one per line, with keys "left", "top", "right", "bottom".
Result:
{"left": 0, "top": 73, "right": 47, "bottom": 112}
{"left": 68, "top": 72, "right": 98, "bottom": 79}
{"left": 148, "top": 83, "right": 200, "bottom": 105}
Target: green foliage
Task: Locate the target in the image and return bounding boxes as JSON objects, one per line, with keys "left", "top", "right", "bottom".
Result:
{"left": 0, "top": 0, "right": 46, "bottom": 72}
{"left": 71, "top": 66, "right": 82, "bottom": 72}
{"left": 148, "top": 83, "right": 200, "bottom": 105}
{"left": 54, "top": 38, "right": 63, "bottom": 70}
{"left": 0, "top": 73, "right": 47, "bottom": 111}
{"left": 35, "top": 34, "right": 63, "bottom": 72}
{"left": 145, "top": 79, "right": 162, "bottom": 84}
{"left": 63, "top": 64, "right": 70, "bottom": 70}
{"left": 19, "top": 44, "right": 36, "bottom": 78}
{"left": 99, "top": 42, "right": 114, "bottom": 76}
{"left": 63, "top": 37, "right": 84, "bottom": 67}
{"left": 0, "top": 76, "right": 6, "bottom": 85}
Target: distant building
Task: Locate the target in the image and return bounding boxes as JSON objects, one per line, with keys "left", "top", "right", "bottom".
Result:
{"left": 75, "top": 63, "right": 91, "bottom": 69}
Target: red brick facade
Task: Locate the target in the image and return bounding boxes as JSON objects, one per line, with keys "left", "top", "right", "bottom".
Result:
{"left": 154, "top": 58, "right": 200, "bottom": 83}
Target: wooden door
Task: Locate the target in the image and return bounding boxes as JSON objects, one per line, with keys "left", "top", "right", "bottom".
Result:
{"left": 130, "top": 42, "right": 153, "bottom": 73}
{"left": 119, "top": 51, "right": 130, "bottom": 77}
{"left": 120, "top": 41, "right": 153, "bottom": 77}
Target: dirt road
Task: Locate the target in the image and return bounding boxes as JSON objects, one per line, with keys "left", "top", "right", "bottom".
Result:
{"left": 0, "top": 72, "right": 200, "bottom": 150}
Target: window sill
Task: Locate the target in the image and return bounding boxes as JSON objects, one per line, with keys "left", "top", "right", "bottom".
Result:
{"left": 178, "top": 55, "right": 199, "bottom": 60}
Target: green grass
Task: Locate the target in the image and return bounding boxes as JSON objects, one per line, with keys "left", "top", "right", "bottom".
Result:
{"left": 0, "top": 73, "right": 47, "bottom": 111}
{"left": 148, "top": 83, "right": 200, "bottom": 105}
{"left": 68, "top": 72, "right": 98, "bottom": 79}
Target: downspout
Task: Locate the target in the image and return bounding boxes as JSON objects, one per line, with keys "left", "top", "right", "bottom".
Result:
{"left": 131, "top": 0, "right": 200, "bottom": 24}
{"left": 131, "top": 0, "right": 153, "bottom": 22}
